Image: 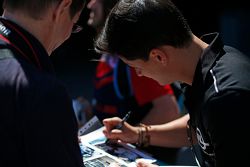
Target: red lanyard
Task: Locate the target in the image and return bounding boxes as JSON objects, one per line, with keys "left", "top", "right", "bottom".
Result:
{"left": 0, "top": 19, "right": 42, "bottom": 70}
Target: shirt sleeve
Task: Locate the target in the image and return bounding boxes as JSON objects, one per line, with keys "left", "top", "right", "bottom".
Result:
{"left": 130, "top": 68, "right": 173, "bottom": 106}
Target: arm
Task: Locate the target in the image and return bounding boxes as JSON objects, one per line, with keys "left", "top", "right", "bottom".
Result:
{"left": 140, "top": 94, "right": 180, "bottom": 125}
{"left": 103, "top": 114, "right": 191, "bottom": 148}
{"left": 148, "top": 113, "right": 191, "bottom": 147}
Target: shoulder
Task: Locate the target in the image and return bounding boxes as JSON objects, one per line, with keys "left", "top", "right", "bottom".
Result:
{"left": 207, "top": 46, "right": 250, "bottom": 96}
{"left": 0, "top": 51, "right": 68, "bottom": 101}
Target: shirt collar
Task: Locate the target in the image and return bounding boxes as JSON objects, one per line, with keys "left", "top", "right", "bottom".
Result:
{"left": 181, "top": 32, "right": 225, "bottom": 90}
{"left": 199, "top": 32, "right": 225, "bottom": 82}
{"left": 0, "top": 17, "right": 55, "bottom": 74}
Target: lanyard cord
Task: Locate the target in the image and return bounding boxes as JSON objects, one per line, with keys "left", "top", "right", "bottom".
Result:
{"left": 0, "top": 34, "right": 31, "bottom": 63}
{"left": 187, "top": 120, "right": 202, "bottom": 167}
{"left": 0, "top": 19, "right": 42, "bottom": 70}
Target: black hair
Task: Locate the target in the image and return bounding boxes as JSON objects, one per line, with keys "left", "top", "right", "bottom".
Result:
{"left": 102, "top": 0, "right": 119, "bottom": 19}
{"left": 95, "top": 0, "right": 192, "bottom": 60}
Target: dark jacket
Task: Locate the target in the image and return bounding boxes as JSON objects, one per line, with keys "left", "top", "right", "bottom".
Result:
{"left": 0, "top": 18, "right": 84, "bottom": 167}
{"left": 184, "top": 33, "right": 250, "bottom": 166}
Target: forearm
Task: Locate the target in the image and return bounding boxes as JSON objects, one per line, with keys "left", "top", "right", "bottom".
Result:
{"left": 103, "top": 114, "right": 191, "bottom": 148}
{"left": 141, "top": 94, "right": 180, "bottom": 125}
{"left": 146, "top": 114, "right": 190, "bottom": 147}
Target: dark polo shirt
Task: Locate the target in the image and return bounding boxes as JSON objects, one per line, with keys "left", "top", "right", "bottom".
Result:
{"left": 184, "top": 33, "right": 250, "bottom": 166}
{"left": 0, "top": 18, "right": 84, "bottom": 167}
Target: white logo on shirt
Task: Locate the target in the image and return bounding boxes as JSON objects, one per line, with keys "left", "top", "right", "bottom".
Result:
{"left": 0, "top": 24, "right": 10, "bottom": 36}
{"left": 196, "top": 127, "right": 215, "bottom": 157}
{"left": 196, "top": 128, "right": 209, "bottom": 150}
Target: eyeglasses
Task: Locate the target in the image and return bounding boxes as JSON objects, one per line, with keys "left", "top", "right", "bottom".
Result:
{"left": 186, "top": 120, "right": 202, "bottom": 167}
{"left": 72, "top": 24, "right": 83, "bottom": 34}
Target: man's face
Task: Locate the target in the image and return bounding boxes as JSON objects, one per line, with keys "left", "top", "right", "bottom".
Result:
{"left": 87, "top": 0, "right": 105, "bottom": 30}
{"left": 120, "top": 56, "right": 169, "bottom": 86}
{"left": 52, "top": 9, "right": 82, "bottom": 51}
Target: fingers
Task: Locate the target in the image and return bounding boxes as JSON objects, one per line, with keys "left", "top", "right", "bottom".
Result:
{"left": 103, "top": 127, "right": 124, "bottom": 140}
{"left": 136, "top": 161, "right": 147, "bottom": 167}
{"left": 102, "top": 117, "right": 138, "bottom": 143}
{"left": 103, "top": 117, "right": 122, "bottom": 131}
{"left": 136, "top": 160, "right": 159, "bottom": 167}
{"left": 103, "top": 117, "right": 123, "bottom": 140}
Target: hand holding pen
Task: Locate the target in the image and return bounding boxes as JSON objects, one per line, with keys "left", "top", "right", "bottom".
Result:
{"left": 102, "top": 111, "right": 140, "bottom": 144}
{"left": 114, "top": 110, "right": 131, "bottom": 129}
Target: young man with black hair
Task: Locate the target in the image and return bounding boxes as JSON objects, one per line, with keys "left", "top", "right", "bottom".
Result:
{"left": 87, "top": 0, "right": 180, "bottom": 129}
{"left": 82, "top": 0, "right": 181, "bottom": 163}
{"left": 95, "top": 0, "right": 250, "bottom": 166}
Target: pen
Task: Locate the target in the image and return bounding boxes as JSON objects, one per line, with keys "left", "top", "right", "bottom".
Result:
{"left": 105, "top": 110, "right": 131, "bottom": 144}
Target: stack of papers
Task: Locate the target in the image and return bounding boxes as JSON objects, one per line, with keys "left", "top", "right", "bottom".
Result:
{"left": 79, "top": 127, "right": 156, "bottom": 167}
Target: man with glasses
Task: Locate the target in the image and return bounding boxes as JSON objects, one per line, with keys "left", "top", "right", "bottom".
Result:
{"left": 0, "top": 0, "right": 85, "bottom": 166}
{"left": 96, "top": 0, "right": 250, "bottom": 166}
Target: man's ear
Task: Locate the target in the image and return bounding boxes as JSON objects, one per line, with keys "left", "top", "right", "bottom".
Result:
{"left": 53, "top": 0, "right": 72, "bottom": 22}
{"left": 149, "top": 48, "right": 168, "bottom": 66}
